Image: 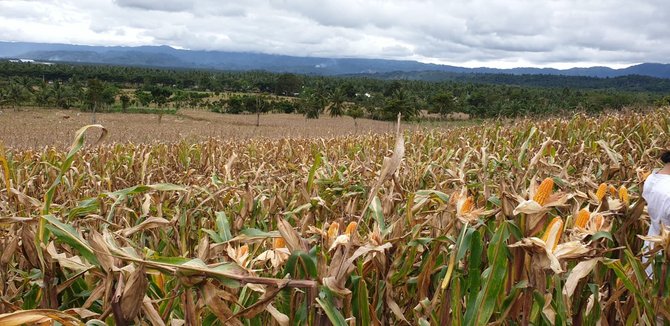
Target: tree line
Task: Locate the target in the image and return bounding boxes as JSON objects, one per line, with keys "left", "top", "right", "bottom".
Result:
{"left": 0, "top": 61, "right": 668, "bottom": 121}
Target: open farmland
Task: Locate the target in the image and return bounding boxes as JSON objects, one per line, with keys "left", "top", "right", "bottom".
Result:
{"left": 0, "top": 108, "right": 669, "bottom": 325}
{"left": 0, "top": 108, "right": 412, "bottom": 149}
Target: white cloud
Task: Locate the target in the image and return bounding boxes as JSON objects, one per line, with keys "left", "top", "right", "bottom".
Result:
{"left": 0, "top": 0, "right": 668, "bottom": 68}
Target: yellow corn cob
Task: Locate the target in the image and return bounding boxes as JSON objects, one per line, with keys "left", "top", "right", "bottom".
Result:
{"left": 460, "top": 196, "right": 474, "bottom": 214}
{"left": 533, "top": 177, "right": 554, "bottom": 206}
{"left": 574, "top": 209, "right": 590, "bottom": 228}
{"left": 273, "top": 237, "right": 286, "bottom": 249}
{"left": 345, "top": 221, "right": 358, "bottom": 235}
{"left": 608, "top": 185, "right": 617, "bottom": 197}
{"left": 541, "top": 217, "right": 564, "bottom": 252}
{"left": 595, "top": 183, "right": 608, "bottom": 202}
{"left": 619, "top": 186, "right": 629, "bottom": 205}
{"left": 327, "top": 222, "right": 340, "bottom": 239}
{"left": 155, "top": 273, "right": 165, "bottom": 291}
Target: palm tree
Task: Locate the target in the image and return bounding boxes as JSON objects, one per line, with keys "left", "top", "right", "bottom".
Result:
{"left": 52, "top": 82, "right": 74, "bottom": 109}
{"left": 300, "top": 87, "right": 327, "bottom": 119}
{"left": 329, "top": 87, "right": 345, "bottom": 117}
{"left": 34, "top": 81, "right": 53, "bottom": 107}
{"left": 7, "top": 81, "right": 28, "bottom": 111}
{"left": 383, "top": 88, "right": 417, "bottom": 120}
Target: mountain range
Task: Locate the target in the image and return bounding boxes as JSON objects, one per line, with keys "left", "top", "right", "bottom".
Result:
{"left": 1, "top": 41, "right": 670, "bottom": 79}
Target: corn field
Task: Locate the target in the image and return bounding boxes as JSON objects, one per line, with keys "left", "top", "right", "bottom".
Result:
{"left": 1, "top": 109, "right": 669, "bottom": 325}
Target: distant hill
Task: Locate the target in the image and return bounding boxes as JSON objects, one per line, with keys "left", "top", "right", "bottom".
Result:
{"left": 1, "top": 41, "right": 669, "bottom": 79}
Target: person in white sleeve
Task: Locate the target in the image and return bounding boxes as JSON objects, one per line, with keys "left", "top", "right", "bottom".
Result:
{"left": 642, "top": 150, "right": 670, "bottom": 277}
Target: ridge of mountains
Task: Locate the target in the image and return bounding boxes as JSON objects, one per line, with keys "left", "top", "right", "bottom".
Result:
{"left": 1, "top": 41, "right": 670, "bottom": 80}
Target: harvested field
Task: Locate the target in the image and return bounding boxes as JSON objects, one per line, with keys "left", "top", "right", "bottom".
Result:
{"left": 0, "top": 108, "right": 409, "bottom": 148}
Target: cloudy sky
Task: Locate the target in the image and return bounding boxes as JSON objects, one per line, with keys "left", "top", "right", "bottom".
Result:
{"left": 0, "top": 0, "right": 667, "bottom": 68}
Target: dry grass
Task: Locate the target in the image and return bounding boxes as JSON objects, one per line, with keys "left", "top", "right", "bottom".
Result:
{"left": 0, "top": 108, "right": 406, "bottom": 149}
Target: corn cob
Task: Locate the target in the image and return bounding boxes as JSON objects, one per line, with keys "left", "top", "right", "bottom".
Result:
{"left": 327, "top": 222, "right": 340, "bottom": 240}
{"left": 595, "top": 183, "right": 608, "bottom": 202}
{"left": 273, "top": 237, "right": 286, "bottom": 249}
{"left": 608, "top": 185, "right": 617, "bottom": 197}
{"left": 345, "top": 221, "right": 358, "bottom": 236}
{"left": 533, "top": 177, "right": 554, "bottom": 205}
{"left": 574, "top": 209, "right": 590, "bottom": 228}
{"left": 542, "top": 217, "right": 564, "bottom": 252}
{"left": 619, "top": 186, "right": 629, "bottom": 205}
{"left": 460, "top": 196, "right": 474, "bottom": 214}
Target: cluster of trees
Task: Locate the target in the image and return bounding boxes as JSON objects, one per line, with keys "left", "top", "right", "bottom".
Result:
{"left": 0, "top": 76, "right": 118, "bottom": 112}
{"left": 0, "top": 61, "right": 667, "bottom": 121}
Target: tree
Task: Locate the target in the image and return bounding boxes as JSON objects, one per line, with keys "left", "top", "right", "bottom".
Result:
{"left": 120, "top": 94, "right": 131, "bottom": 112}
{"left": 85, "top": 79, "right": 104, "bottom": 123}
{"left": 329, "top": 87, "right": 346, "bottom": 117}
{"left": 248, "top": 94, "right": 269, "bottom": 127}
{"left": 275, "top": 73, "right": 302, "bottom": 96}
{"left": 149, "top": 86, "right": 172, "bottom": 108}
{"left": 134, "top": 89, "right": 152, "bottom": 107}
{"left": 52, "top": 82, "right": 73, "bottom": 109}
{"left": 0, "top": 88, "right": 7, "bottom": 109}
{"left": 7, "top": 81, "right": 29, "bottom": 111}
{"left": 101, "top": 86, "right": 118, "bottom": 107}
{"left": 300, "top": 87, "right": 327, "bottom": 119}
{"left": 429, "top": 92, "right": 457, "bottom": 117}
{"left": 273, "top": 100, "right": 296, "bottom": 114}
{"left": 34, "top": 81, "right": 52, "bottom": 107}
{"left": 225, "top": 95, "right": 245, "bottom": 114}
{"left": 382, "top": 88, "right": 416, "bottom": 120}
{"left": 346, "top": 106, "right": 364, "bottom": 133}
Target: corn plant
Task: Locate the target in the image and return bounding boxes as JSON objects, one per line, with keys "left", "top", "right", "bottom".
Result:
{"left": 0, "top": 109, "right": 669, "bottom": 325}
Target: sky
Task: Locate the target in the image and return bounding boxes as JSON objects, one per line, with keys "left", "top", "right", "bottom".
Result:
{"left": 0, "top": 0, "right": 668, "bottom": 69}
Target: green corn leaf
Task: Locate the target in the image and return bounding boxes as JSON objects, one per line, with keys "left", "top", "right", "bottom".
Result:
{"left": 464, "top": 230, "right": 483, "bottom": 315}
{"left": 43, "top": 124, "right": 107, "bottom": 215}
{"left": 352, "top": 276, "right": 371, "bottom": 326}
{"left": 201, "top": 229, "right": 223, "bottom": 243}
{"left": 307, "top": 151, "right": 322, "bottom": 194}
{"left": 465, "top": 221, "right": 511, "bottom": 326}
{"left": 215, "top": 211, "right": 233, "bottom": 241}
{"left": 316, "top": 294, "right": 347, "bottom": 326}
{"left": 369, "top": 196, "right": 387, "bottom": 234}
{"left": 44, "top": 214, "right": 99, "bottom": 267}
